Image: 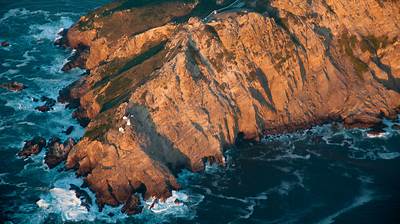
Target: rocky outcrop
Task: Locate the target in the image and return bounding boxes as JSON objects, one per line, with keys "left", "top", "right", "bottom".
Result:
{"left": 18, "top": 137, "right": 46, "bottom": 158}
{"left": 17, "top": 136, "right": 76, "bottom": 168}
{"left": 45, "top": 137, "right": 75, "bottom": 168}
{"left": 59, "top": 0, "right": 400, "bottom": 213}
{"left": 35, "top": 96, "right": 56, "bottom": 112}
{"left": 0, "top": 82, "right": 26, "bottom": 92}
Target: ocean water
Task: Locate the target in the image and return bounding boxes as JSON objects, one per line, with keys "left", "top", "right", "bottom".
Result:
{"left": 1, "top": 1, "right": 400, "bottom": 223}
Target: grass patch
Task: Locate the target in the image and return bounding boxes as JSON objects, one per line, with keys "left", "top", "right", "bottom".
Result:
{"left": 338, "top": 32, "right": 369, "bottom": 79}
{"left": 93, "top": 41, "right": 166, "bottom": 90}
{"left": 360, "top": 35, "right": 390, "bottom": 53}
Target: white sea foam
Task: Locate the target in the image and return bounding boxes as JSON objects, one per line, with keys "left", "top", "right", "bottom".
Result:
{"left": 15, "top": 49, "right": 38, "bottom": 68}
{"left": 34, "top": 172, "right": 135, "bottom": 223}
{"left": 366, "top": 131, "right": 388, "bottom": 139}
{"left": 205, "top": 162, "right": 221, "bottom": 173}
{"left": 377, "top": 152, "right": 400, "bottom": 160}
{"left": 0, "top": 173, "right": 11, "bottom": 185}
{"left": 145, "top": 191, "right": 189, "bottom": 214}
{"left": 318, "top": 188, "right": 373, "bottom": 224}
{"left": 133, "top": 190, "right": 203, "bottom": 223}
{"left": 36, "top": 199, "right": 50, "bottom": 209}
{"left": 38, "top": 187, "right": 95, "bottom": 222}
{"left": 2, "top": 62, "right": 11, "bottom": 67}
{"left": 0, "top": 8, "right": 49, "bottom": 23}
{"left": 6, "top": 69, "right": 19, "bottom": 75}
{"left": 29, "top": 16, "right": 74, "bottom": 41}
{"left": 265, "top": 152, "right": 311, "bottom": 162}
{"left": 35, "top": 173, "right": 118, "bottom": 223}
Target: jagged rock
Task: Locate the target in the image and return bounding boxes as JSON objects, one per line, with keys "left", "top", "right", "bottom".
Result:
{"left": 54, "top": 28, "right": 69, "bottom": 47}
{"left": 45, "top": 137, "right": 75, "bottom": 168}
{"left": 18, "top": 137, "right": 46, "bottom": 158}
{"left": 0, "top": 82, "right": 26, "bottom": 92}
{"left": 60, "top": 0, "right": 400, "bottom": 212}
{"left": 62, "top": 45, "right": 90, "bottom": 72}
{"left": 35, "top": 96, "right": 56, "bottom": 112}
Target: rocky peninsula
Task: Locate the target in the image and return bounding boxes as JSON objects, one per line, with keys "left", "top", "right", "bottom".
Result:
{"left": 53, "top": 0, "right": 400, "bottom": 214}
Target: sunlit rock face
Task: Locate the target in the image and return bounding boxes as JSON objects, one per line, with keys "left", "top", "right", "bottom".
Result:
{"left": 59, "top": 0, "right": 400, "bottom": 213}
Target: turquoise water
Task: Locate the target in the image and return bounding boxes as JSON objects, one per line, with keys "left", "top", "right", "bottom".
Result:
{"left": 1, "top": 1, "right": 399, "bottom": 223}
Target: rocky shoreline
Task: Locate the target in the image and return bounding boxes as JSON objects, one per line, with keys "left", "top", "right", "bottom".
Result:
{"left": 19, "top": 0, "right": 400, "bottom": 215}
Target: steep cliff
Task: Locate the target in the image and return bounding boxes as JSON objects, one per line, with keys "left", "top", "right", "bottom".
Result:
{"left": 58, "top": 0, "right": 400, "bottom": 213}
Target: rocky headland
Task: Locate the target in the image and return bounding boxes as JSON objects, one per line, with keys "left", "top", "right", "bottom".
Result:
{"left": 52, "top": 0, "right": 400, "bottom": 214}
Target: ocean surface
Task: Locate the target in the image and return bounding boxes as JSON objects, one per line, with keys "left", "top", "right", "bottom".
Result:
{"left": 1, "top": 1, "right": 400, "bottom": 223}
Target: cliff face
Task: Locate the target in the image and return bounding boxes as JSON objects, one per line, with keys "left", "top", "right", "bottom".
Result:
{"left": 59, "top": 0, "right": 400, "bottom": 213}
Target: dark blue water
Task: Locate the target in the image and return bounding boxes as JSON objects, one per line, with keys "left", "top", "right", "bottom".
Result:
{"left": 1, "top": 1, "right": 400, "bottom": 223}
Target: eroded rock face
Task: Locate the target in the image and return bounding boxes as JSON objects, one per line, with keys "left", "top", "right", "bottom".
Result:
{"left": 60, "top": 0, "right": 400, "bottom": 213}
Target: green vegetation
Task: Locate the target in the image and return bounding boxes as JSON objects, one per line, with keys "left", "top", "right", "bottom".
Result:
{"left": 76, "top": 1, "right": 120, "bottom": 31}
{"left": 94, "top": 41, "right": 166, "bottom": 90}
{"left": 360, "top": 35, "right": 390, "bottom": 53}
{"left": 84, "top": 122, "right": 112, "bottom": 139}
{"left": 272, "top": 52, "right": 291, "bottom": 72}
{"left": 338, "top": 32, "right": 369, "bottom": 79}
{"left": 113, "top": 0, "right": 194, "bottom": 12}
{"left": 93, "top": 42, "right": 167, "bottom": 114}
{"left": 84, "top": 109, "right": 115, "bottom": 140}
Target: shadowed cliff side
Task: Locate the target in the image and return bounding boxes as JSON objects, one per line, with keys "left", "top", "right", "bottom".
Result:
{"left": 57, "top": 0, "right": 400, "bottom": 214}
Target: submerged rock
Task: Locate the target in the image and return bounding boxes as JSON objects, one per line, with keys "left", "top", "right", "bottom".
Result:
{"left": 18, "top": 136, "right": 46, "bottom": 158}
{"left": 59, "top": 0, "right": 400, "bottom": 213}
{"left": 0, "top": 82, "right": 27, "bottom": 92}
{"left": 45, "top": 137, "right": 75, "bottom": 168}
{"left": 62, "top": 126, "right": 75, "bottom": 135}
{"left": 35, "top": 96, "right": 56, "bottom": 112}
{"left": 1, "top": 41, "right": 10, "bottom": 47}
